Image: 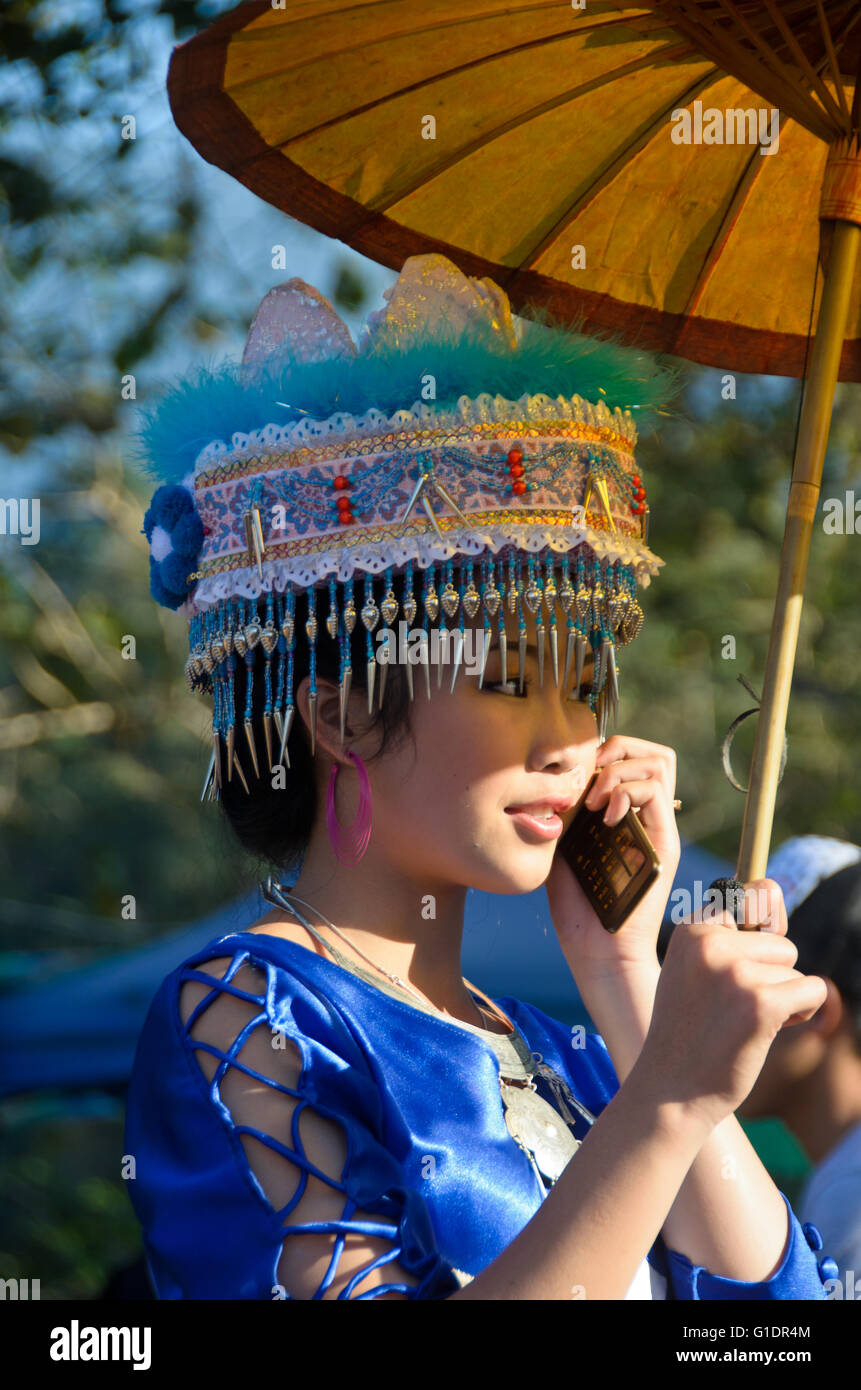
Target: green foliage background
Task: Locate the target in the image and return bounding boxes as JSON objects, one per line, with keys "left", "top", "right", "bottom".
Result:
{"left": 1, "top": 0, "right": 858, "bottom": 1299}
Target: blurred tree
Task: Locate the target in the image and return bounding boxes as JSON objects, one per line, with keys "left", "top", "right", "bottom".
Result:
{"left": 0, "top": 0, "right": 375, "bottom": 952}
{"left": 628, "top": 373, "right": 861, "bottom": 859}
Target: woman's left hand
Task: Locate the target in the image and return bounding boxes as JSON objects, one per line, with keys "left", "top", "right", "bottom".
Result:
{"left": 545, "top": 734, "right": 681, "bottom": 982}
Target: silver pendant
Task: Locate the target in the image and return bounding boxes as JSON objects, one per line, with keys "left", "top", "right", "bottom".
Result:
{"left": 501, "top": 1079, "right": 580, "bottom": 1184}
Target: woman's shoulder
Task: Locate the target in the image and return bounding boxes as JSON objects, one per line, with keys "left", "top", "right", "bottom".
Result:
{"left": 180, "top": 912, "right": 330, "bottom": 971}
{"left": 172, "top": 916, "right": 344, "bottom": 1008}
{"left": 132, "top": 918, "right": 369, "bottom": 1094}
{"left": 127, "top": 921, "right": 386, "bottom": 1154}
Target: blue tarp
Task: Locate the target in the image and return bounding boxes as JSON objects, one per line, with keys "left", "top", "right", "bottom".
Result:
{"left": 0, "top": 840, "right": 729, "bottom": 1099}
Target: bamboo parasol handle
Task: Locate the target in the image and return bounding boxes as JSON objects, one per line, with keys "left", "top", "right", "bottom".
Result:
{"left": 736, "top": 209, "right": 861, "bottom": 912}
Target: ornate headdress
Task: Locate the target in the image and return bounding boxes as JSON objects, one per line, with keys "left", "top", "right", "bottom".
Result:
{"left": 136, "top": 254, "right": 677, "bottom": 797}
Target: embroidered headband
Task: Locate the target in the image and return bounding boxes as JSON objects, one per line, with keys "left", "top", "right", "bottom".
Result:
{"left": 135, "top": 253, "right": 677, "bottom": 797}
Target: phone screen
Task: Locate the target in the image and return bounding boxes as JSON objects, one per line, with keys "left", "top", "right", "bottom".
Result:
{"left": 606, "top": 824, "right": 645, "bottom": 891}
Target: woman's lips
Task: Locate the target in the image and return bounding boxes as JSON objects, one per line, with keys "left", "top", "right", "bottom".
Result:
{"left": 504, "top": 807, "right": 564, "bottom": 841}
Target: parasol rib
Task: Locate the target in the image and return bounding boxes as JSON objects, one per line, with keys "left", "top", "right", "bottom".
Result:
{"left": 650, "top": 0, "right": 839, "bottom": 140}
{"left": 223, "top": 4, "right": 671, "bottom": 109}
{"left": 355, "top": 43, "right": 703, "bottom": 218}
{"left": 675, "top": 141, "right": 770, "bottom": 322}
{"left": 515, "top": 70, "right": 723, "bottom": 275}
{"left": 758, "top": 0, "right": 851, "bottom": 133}
{"left": 816, "top": 0, "right": 852, "bottom": 125}
{"left": 715, "top": 0, "right": 839, "bottom": 114}
{"left": 259, "top": 15, "right": 685, "bottom": 156}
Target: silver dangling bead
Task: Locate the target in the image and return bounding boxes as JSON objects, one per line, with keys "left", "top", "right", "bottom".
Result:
{"left": 306, "top": 592, "right": 319, "bottom": 759}
{"left": 544, "top": 556, "right": 559, "bottom": 688}
{"left": 361, "top": 584, "right": 380, "bottom": 717}
{"left": 378, "top": 577, "right": 399, "bottom": 710}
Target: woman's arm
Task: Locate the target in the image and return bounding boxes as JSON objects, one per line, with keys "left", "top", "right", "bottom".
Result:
{"left": 577, "top": 958, "right": 793, "bottom": 1282}
{"left": 451, "top": 1069, "right": 712, "bottom": 1300}
{"left": 545, "top": 733, "right": 822, "bottom": 1286}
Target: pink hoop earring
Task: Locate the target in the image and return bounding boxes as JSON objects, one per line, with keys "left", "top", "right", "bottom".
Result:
{"left": 326, "top": 748, "right": 372, "bottom": 865}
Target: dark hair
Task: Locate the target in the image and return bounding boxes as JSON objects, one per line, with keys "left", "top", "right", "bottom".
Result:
{"left": 218, "top": 568, "right": 416, "bottom": 875}
{"left": 788, "top": 860, "right": 861, "bottom": 1050}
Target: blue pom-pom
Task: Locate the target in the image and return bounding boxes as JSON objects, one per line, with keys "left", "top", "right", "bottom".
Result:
{"left": 170, "top": 510, "right": 204, "bottom": 558}
{"left": 150, "top": 483, "right": 194, "bottom": 532}
{"left": 149, "top": 565, "right": 187, "bottom": 611}
{"left": 160, "top": 551, "right": 193, "bottom": 594}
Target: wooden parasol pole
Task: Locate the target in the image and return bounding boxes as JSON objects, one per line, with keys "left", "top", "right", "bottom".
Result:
{"left": 737, "top": 134, "right": 861, "bottom": 893}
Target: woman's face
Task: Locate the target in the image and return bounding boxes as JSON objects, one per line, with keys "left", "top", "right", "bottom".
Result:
{"left": 360, "top": 581, "right": 601, "bottom": 896}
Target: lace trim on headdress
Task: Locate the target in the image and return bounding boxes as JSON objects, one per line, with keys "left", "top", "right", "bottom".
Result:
{"left": 191, "top": 391, "right": 638, "bottom": 472}
{"left": 183, "top": 520, "right": 662, "bottom": 613}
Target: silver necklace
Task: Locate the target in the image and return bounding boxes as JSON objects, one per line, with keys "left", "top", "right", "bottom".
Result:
{"left": 260, "top": 876, "right": 595, "bottom": 1186}
{"left": 263, "top": 877, "right": 498, "bottom": 1033}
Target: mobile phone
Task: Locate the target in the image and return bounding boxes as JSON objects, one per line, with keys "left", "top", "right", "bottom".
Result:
{"left": 556, "top": 772, "right": 662, "bottom": 932}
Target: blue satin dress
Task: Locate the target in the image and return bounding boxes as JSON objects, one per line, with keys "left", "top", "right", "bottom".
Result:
{"left": 124, "top": 929, "right": 834, "bottom": 1300}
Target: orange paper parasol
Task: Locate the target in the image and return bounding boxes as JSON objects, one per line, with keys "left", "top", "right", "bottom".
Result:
{"left": 167, "top": 0, "right": 861, "bottom": 885}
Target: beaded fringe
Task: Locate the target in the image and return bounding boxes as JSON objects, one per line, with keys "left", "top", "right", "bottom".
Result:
{"left": 189, "top": 545, "right": 644, "bottom": 799}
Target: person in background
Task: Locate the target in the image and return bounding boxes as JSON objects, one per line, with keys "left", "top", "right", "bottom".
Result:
{"left": 738, "top": 835, "right": 861, "bottom": 1292}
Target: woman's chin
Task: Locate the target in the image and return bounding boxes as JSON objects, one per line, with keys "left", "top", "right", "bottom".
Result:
{"left": 478, "top": 845, "right": 556, "bottom": 897}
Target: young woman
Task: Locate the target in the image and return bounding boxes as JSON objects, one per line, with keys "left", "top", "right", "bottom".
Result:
{"left": 125, "top": 255, "right": 833, "bottom": 1300}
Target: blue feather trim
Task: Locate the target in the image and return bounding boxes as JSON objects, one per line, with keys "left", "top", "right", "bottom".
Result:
{"left": 130, "top": 311, "right": 683, "bottom": 485}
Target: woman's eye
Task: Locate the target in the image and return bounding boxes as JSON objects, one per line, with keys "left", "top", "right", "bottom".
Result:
{"left": 485, "top": 676, "right": 529, "bottom": 698}
{"left": 484, "top": 674, "right": 595, "bottom": 701}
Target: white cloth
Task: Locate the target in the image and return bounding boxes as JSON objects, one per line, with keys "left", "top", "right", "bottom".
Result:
{"left": 624, "top": 1258, "right": 668, "bottom": 1299}
{"left": 799, "top": 1121, "right": 861, "bottom": 1289}
{"left": 766, "top": 836, "right": 861, "bottom": 918}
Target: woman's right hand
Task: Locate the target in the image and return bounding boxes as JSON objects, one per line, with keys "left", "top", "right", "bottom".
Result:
{"left": 632, "top": 878, "right": 828, "bottom": 1132}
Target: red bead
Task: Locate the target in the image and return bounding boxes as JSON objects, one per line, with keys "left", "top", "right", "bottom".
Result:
{"left": 512, "top": 480, "right": 527, "bottom": 496}
{"left": 507, "top": 447, "right": 523, "bottom": 465}
{"left": 635, "top": 487, "right": 646, "bottom": 500}
{"left": 632, "top": 502, "right": 645, "bottom": 514}
{"left": 333, "top": 475, "right": 349, "bottom": 490}
{"left": 336, "top": 495, "right": 352, "bottom": 510}
{"left": 338, "top": 511, "right": 355, "bottom": 525}
{"left": 509, "top": 463, "right": 524, "bottom": 478}
{"left": 632, "top": 474, "right": 641, "bottom": 486}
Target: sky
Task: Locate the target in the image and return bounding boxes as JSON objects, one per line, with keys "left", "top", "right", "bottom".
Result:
{"left": 0, "top": 0, "right": 399, "bottom": 495}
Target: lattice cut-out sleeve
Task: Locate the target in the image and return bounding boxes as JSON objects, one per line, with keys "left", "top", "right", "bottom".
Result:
{"left": 125, "top": 943, "right": 464, "bottom": 1300}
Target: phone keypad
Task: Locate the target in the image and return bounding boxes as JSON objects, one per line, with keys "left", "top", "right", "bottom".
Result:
{"left": 568, "top": 819, "right": 644, "bottom": 914}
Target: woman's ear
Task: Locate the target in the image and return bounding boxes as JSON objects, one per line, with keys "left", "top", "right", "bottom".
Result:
{"left": 295, "top": 674, "right": 381, "bottom": 764}
{"left": 805, "top": 976, "right": 845, "bottom": 1038}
